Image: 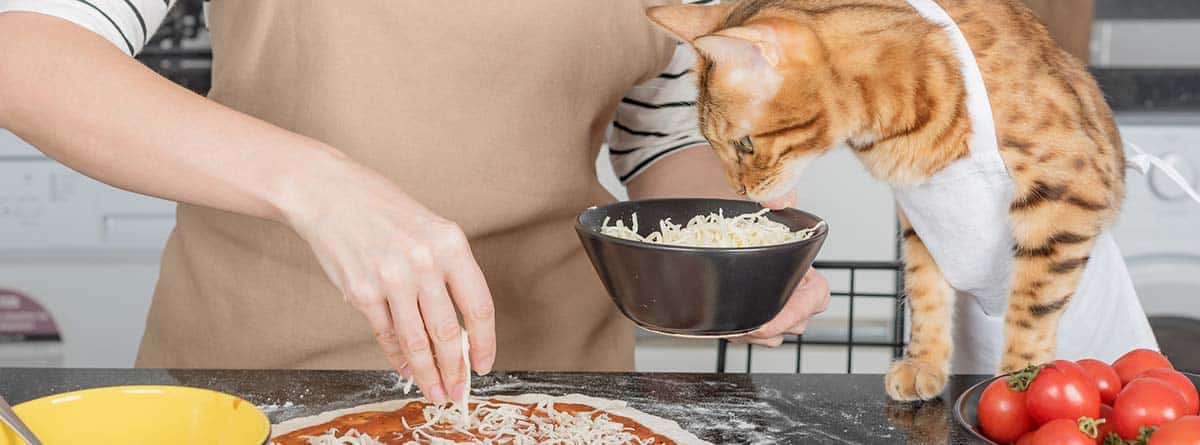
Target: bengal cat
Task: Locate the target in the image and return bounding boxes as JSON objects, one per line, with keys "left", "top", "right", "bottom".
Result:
{"left": 647, "top": 0, "right": 1123, "bottom": 401}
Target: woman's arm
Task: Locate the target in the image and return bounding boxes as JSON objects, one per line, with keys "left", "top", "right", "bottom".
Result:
{"left": 0, "top": 12, "right": 329, "bottom": 221}
{"left": 0, "top": 12, "right": 490, "bottom": 403}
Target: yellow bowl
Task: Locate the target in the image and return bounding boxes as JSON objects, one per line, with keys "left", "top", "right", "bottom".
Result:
{"left": 0, "top": 385, "right": 270, "bottom": 445}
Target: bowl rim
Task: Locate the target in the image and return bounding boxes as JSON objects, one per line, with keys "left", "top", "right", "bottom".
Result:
{"left": 576, "top": 198, "right": 829, "bottom": 253}
{"left": 10, "top": 384, "right": 271, "bottom": 445}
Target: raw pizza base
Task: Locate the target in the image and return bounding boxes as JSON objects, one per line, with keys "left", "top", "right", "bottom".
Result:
{"left": 272, "top": 393, "right": 713, "bottom": 445}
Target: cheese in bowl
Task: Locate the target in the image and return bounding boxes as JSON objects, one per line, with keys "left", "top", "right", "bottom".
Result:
{"left": 575, "top": 198, "right": 829, "bottom": 337}
{"left": 599, "top": 208, "right": 824, "bottom": 248}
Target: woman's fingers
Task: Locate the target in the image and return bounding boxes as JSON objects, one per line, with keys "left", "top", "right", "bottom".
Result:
{"left": 385, "top": 277, "right": 447, "bottom": 403}
{"left": 415, "top": 267, "right": 468, "bottom": 403}
{"left": 734, "top": 269, "right": 831, "bottom": 346}
{"left": 732, "top": 317, "right": 810, "bottom": 346}
{"left": 730, "top": 335, "right": 786, "bottom": 347}
{"left": 440, "top": 231, "right": 496, "bottom": 375}
{"left": 753, "top": 287, "right": 825, "bottom": 338}
{"left": 353, "top": 293, "right": 409, "bottom": 374}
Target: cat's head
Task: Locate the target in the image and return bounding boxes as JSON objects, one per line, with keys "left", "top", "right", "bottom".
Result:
{"left": 648, "top": 3, "right": 843, "bottom": 204}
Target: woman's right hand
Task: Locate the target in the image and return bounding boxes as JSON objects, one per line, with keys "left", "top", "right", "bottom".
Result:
{"left": 279, "top": 155, "right": 495, "bottom": 404}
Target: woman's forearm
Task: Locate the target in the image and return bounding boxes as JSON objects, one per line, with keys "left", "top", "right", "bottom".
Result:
{"left": 0, "top": 12, "right": 347, "bottom": 223}
{"left": 0, "top": 11, "right": 497, "bottom": 400}
{"left": 626, "top": 145, "right": 745, "bottom": 201}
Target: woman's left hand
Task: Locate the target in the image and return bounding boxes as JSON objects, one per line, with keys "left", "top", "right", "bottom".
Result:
{"left": 730, "top": 268, "right": 830, "bottom": 347}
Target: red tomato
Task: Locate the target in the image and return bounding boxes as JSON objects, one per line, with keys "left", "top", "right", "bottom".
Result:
{"left": 1027, "top": 360, "right": 1102, "bottom": 425}
{"left": 1149, "top": 416, "right": 1200, "bottom": 445}
{"left": 1079, "top": 359, "right": 1123, "bottom": 405}
{"left": 979, "top": 377, "right": 1036, "bottom": 443}
{"left": 1017, "top": 431, "right": 1036, "bottom": 445}
{"left": 1139, "top": 368, "right": 1200, "bottom": 416}
{"left": 1096, "top": 404, "right": 1117, "bottom": 445}
{"left": 1113, "top": 349, "right": 1173, "bottom": 386}
{"left": 1032, "top": 418, "right": 1097, "bottom": 445}
{"left": 1112, "top": 377, "right": 1190, "bottom": 439}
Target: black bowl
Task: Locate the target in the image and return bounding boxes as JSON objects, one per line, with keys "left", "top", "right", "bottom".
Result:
{"left": 575, "top": 198, "right": 828, "bottom": 337}
{"left": 954, "top": 370, "right": 1200, "bottom": 443}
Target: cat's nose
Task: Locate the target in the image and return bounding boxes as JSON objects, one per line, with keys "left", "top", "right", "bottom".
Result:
{"left": 762, "top": 195, "right": 797, "bottom": 210}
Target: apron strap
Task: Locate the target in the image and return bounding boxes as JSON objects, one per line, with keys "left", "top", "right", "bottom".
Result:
{"left": 905, "top": 0, "right": 1002, "bottom": 168}
{"left": 1125, "top": 141, "right": 1200, "bottom": 204}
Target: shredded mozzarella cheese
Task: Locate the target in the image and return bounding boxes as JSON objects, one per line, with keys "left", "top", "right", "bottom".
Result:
{"left": 600, "top": 208, "right": 822, "bottom": 248}
{"left": 293, "top": 400, "right": 661, "bottom": 445}
{"left": 299, "top": 428, "right": 385, "bottom": 445}
{"left": 460, "top": 331, "right": 471, "bottom": 417}
{"left": 402, "top": 399, "right": 659, "bottom": 445}
{"left": 291, "top": 331, "right": 663, "bottom": 444}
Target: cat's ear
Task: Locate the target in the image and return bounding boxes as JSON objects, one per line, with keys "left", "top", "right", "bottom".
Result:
{"left": 693, "top": 30, "right": 781, "bottom": 69}
{"left": 646, "top": 3, "right": 734, "bottom": 43}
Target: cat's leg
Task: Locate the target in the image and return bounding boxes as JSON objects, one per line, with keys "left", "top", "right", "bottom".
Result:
{"left": 885, "top": 210, "right": 955, "bottom": 401}
{"left": 999, "top": 186, "right": 1102, "bottom": 373}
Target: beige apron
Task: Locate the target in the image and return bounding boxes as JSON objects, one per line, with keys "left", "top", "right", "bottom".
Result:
{"left": 136, "top": 0, "right": 676, "bottom": 371}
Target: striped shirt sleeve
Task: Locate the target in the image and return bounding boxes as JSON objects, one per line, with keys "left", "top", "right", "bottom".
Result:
{"left": 607, "top": 0, "right": 716, "bottom": 184}
{"left": 0, "top": 0, "right": 175, "bottom": 56}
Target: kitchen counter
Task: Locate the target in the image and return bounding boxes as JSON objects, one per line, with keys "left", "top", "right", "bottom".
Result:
{"left": 0, "top": 368, "right": 993, "bottom": 444}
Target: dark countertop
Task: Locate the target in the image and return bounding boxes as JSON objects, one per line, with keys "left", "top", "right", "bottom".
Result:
{"left": 0, "top": 368, "right": 993, "bottom": 444}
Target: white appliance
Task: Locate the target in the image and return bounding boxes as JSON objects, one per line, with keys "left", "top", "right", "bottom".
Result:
{"left": 1112, "top": 114, "right": 1200, "bottom": 321}
{"left": 0, "top": 130, "right": 174, "bottom": 367}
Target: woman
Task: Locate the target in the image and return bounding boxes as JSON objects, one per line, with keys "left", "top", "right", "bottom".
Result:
{"left": 0, "top": 0, "right": 830, "bottom": 403}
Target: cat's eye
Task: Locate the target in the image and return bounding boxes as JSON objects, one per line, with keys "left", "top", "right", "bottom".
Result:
{"left": 733, "top": 136, "right": 754, "bottom": 154}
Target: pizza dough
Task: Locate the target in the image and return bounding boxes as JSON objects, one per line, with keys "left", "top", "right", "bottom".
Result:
{"left": 272, "top": 393, "right": 712, "bottom": 445}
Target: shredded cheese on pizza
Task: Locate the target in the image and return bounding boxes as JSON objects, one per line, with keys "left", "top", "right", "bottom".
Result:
{"left": 299, "top": 400, "right": 661, "bottom": 445}
{"left": 294, "top": 331, "right": 665, "bottom": 444}
{"left": 300, "top": 428, "right": 384, "bottom": 445}
{"left": 600, "top": 208, "right": 823, "bottom": 248}
{"left": 459, "top": 331, "right": 471, "bottom": 417}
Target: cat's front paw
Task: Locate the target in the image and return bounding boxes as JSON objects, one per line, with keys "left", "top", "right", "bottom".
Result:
{"left": 998, "top": 349, "right": 1054, "bottom": 375}
{"left": 885, "top": 358, "right": 948, "bottom": 401}
{"left": 997, "top": 360, "right": 1025, "bottom": 376}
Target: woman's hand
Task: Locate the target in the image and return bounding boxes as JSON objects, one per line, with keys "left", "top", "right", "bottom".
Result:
{"left": 730, "top": 268, "right": 830, "bottom": 347}
{"left": 280, "top": 157, "right": 495, "bottom": 404}
{"left": 0, "top": 11, "right": 492, "bottom": 405}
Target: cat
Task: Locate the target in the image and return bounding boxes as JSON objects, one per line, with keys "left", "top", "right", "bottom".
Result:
{"left": 647, "top": 0, "right": 1125, "bottom": 401}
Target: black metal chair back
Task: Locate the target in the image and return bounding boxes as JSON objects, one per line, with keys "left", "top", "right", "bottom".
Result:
{"left": 716, "top": 260, "right": 907, "bottom": 373}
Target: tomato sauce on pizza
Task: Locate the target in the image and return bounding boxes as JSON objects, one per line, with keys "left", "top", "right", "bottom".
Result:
{"left": 272, "top": 399, "right": 678, "bottom": 444}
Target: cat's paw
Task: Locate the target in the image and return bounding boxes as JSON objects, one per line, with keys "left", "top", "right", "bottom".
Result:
{"left": 998, "top": 350, "right": 1053, "bottom": 375}
{"left": 885, "top": 359, "right": 948, "bottom": 401}
{"left": 997, "top": 361, "right": 1025, "bottom": 376}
